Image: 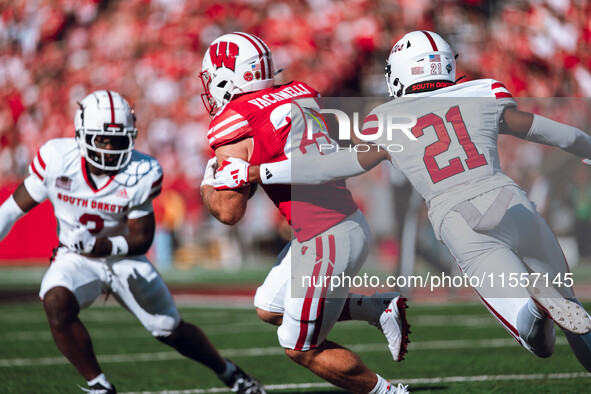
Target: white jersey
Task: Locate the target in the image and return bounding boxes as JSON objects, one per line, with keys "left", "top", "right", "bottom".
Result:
{"left": 24, "top": 138, "right": 163, "bottom": 248}
{"left": 362, "top": 79, "right": 519, "bottom": 239}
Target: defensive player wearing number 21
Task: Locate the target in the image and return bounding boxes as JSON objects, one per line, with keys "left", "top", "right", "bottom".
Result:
{"left": 214, "top": 31, "right": 591, "bottom": 374}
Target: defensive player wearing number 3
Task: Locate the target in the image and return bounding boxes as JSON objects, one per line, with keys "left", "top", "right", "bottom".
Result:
{"left": 200, "top": 32, "right": 410, "bottom": 394}
{"left": 214, "top": 31, "right": 591, "bottom": 373}
{"left": 0, "top": 90, "right": 264, "bottom": 394}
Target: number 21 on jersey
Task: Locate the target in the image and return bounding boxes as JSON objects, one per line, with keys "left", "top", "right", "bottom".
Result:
{"left": 412, "top": 105, "right": 487, "bottom": 184}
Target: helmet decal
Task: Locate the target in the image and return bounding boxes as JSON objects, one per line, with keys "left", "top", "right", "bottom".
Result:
{"left": 420, "top": 30, "right": 439, "bottom": 50}
{"left": 209, "top": 41, "right": 239, "bottom": 71}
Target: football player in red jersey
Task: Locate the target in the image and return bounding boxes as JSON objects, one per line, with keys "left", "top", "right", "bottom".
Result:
{"left": 0, "top": 90, "right": 264, "bottom": 394}
{"left": 213, "top": 31, "right": 591, "bottom": 374}
{"left": 200, "top": 32, "right": 409, "bottom": 394}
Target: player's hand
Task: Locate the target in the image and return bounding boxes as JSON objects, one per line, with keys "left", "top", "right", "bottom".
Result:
{"left": 65, "top": 225, "right": 96, "bottom": 255}
{"left": 201, "top": 157, "right": 218, "bottom": 188}
{"left": 212, "top": 158, "right": 250, "bottom": 190}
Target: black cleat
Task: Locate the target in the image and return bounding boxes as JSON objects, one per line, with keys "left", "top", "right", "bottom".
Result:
{"left": 223, "top": 361, "right": 266, "bottom": 394}
{"left": 80, "top": 382, "right": 117, "bottom": 393}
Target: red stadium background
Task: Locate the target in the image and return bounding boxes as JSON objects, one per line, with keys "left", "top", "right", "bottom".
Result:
{"left": 1, "top": 0, "right": 591, "bottom": 271}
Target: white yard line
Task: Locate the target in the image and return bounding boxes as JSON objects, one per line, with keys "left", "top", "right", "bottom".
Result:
{"left": 0, "top": 314, "right": 496, "bottom": 340}
{"left": 119, "top": 372, "right": 591, "bottom": 394}
{"left": 0, "top": 337, "right": 569, "bottom": 367}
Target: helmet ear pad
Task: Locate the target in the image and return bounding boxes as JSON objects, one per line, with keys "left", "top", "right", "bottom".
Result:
{"left": 385, "top": 31, "right": 456, "bottom": 98}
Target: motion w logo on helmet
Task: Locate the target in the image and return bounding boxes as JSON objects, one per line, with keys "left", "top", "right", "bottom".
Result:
{"left": 209, "top": 41, "right": 239, "bottom": 71}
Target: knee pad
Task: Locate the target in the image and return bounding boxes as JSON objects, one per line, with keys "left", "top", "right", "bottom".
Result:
{"left": 147, "top": 314, "right": 181, "bottom": 337}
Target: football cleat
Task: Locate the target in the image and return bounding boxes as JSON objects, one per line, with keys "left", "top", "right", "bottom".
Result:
{"left": 223, "top": 361, "right": 266, "bottom": 394}
{"left": 387, "top": 382, "right": 409, "bottom": 394}
{"left": 368, "top": 292, "right": 411, "bottom": 361}
{"left": 527, "top": 284, "right": 591, "bottom": 335}
{"left": 79, "top": 383, "right": 116, "bottom": 394}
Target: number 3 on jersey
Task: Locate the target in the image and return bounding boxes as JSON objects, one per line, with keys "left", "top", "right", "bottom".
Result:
{"left": 412, "top": 106, "right": 487, "bottom": 184}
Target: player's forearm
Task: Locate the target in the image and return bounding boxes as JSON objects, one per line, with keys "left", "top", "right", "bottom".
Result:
{"left": 526, "top": 114, "right": 591, "bottom": 159}
{"left": 201, "top": 185, "right": 247, "bottom": 225}
{"left": 85, "top": 213, "right": 155, "bottom": 258}
{"left": 90, "top": 234, "right": 151, "bottom": 257}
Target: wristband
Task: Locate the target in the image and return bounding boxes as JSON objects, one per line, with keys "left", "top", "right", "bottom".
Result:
{"left": 260, "top": 161, "right": 291, "bottom": 184}
{"left": 109, "top": 236, "right": 129, "bottom": 256}
{"left": 260, "top": 149, "right": 365, "bottom": 185}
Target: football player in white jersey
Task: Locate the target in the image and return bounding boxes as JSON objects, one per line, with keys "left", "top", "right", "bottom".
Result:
{"left": 213, "top": 31, "right": 591, "bottom": 373}
{"left": 0, "top": 90, "right": 264, "bottom": 394}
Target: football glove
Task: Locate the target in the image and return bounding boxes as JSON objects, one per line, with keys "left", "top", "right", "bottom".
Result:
{"left": 65, "top": 225, "right": 96, "bottom": 254}
{"left": 201, "top": 157, "right": 218, "bottom": 188}
{"left": 213, "top": 158, "right": 250, "bottom": 190}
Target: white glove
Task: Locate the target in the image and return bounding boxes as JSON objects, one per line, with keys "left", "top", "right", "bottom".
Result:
{"left": 213, "top": 158, "right": 250, "bottom": 190}
{"left": 201, "top": 157, "right": 218, "bottom": 188}
{"left": 65, "top": 225, "right": 96, "bottom": 254}
{"left": 582, "top": 159, "right": 591, "bottom": 166}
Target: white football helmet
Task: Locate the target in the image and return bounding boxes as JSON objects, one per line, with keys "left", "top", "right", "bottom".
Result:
{"left": 200, "top": 32, "right": 275, "bottom": 115}
{"left": 74, "top": 90, "right": 137, "bottom": 171}
{"left": 385, "top": 31, "right": 456, "bottom": 98}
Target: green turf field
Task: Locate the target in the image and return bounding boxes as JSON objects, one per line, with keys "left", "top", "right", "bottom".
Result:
{"left": 0, "top": 300, "right": 589, "bottom": 393}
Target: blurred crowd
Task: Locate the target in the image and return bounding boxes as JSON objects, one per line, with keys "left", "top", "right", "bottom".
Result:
{"left": 1, "top": 0, "right": 591, "bottom": 269}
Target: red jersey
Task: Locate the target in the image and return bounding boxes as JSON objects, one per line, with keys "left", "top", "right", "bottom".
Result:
{"left": 207, "top": 81, "right": 358, "bottom": 242}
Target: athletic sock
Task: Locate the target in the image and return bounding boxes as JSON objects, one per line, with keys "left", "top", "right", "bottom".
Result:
{"left": 370, "top": 374, "right": 391, "bottom": 394}
{"left": 87, "top": 373, "right": 113, "bottom": 390}
{"left": 218, "top": 359, "right": 237, "bottom": 384}
{"left": 517, "top": 298, "right": 555, "bottom": 357}
{"left": 349, "top": 293, "right": 380, "bottom": 323}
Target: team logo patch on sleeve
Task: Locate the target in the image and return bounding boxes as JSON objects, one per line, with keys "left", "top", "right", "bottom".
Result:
{"left": 55, "top": 176, "right": 72, "bottom": 191}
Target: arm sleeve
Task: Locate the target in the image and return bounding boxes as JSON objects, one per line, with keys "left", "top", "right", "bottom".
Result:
{"left": 0, "top": 196, "right": 25, "bottom": 241}
{"left": 526, "top": 114, "right": 591, "bottom": 159}
{"left": 260, "top": 149, "right": 365, "bottom": 185}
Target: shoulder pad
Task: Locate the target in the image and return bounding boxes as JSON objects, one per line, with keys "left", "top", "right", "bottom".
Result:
{"left": 208, "top": 108, "right": 251, "bottom": 149}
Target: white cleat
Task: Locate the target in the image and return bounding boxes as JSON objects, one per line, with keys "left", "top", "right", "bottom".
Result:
{"left": 368, "top": 292, "right": 411, "bottom": 361}
{"left": 388, "top": 382, "right": 409, "bottom": 393}
{"left": 527, "top": 284, "right": 591, "bottom": 335}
